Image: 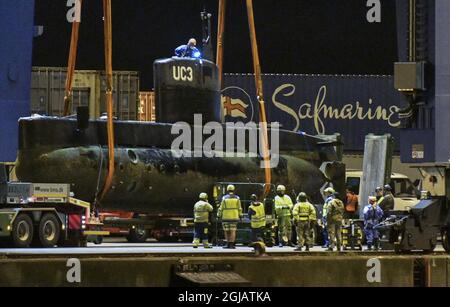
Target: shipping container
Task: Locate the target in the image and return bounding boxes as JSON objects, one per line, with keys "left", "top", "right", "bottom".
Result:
{"left": 99, "top": 71, "right": 139, "bottom": 120}
{"left": 138, "top": 91, "right": 156, "bottom": 122}
{"left": 30, "top": 67, "right": 139, "bottom": 120}
{"left": 222, "top": 74, "right": 408, "bottom": 152}
{"left": 0, "top": 0, "right": 34, "bottom": 162}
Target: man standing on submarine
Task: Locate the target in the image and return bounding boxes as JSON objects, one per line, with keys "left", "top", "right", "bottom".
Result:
{"left": 174, "top": 38, "right": 202, "bottom": 58}
{"left": 217, "top": 185, "right": 243, "bottom": 249}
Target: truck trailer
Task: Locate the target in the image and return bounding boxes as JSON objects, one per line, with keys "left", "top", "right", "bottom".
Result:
{"left": 0, "top": 164, "right": 108, "bottom": 248}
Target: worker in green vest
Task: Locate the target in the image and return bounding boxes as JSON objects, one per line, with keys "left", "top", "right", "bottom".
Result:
{"left": 274, "top": 185, "right": 294, "bottom": 247}
{"left": 293, "top": 192, "right": 316, "bottom": 251}
{"left": 247, "top": 194, "right": 266, "bottom": 243}
{"left": 217, "top": 184, "right": 243, "bottom": 249}
{"left": 326, "top": 192, "right": 345, "bottom": 251}
{"left": 193, "top": 192, "right": 214, "bottom": 248}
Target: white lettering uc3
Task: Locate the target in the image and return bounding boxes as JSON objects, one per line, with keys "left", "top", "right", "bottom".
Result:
{"left": 173, "top": 66, "right": 194, "bottom": 82}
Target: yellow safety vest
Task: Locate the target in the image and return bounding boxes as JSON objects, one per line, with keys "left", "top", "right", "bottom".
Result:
{"left": 249, "top": 203, "right": 266, "bottom": 228}
{"left": 294, "top": 202, "right": 314, "bottom": 222}
{"left": 309, "top": 203, "right": 317, "bottom": 221}
{"left": 218, "top": 194, "right": 242, "bottom": 222}
{"left": 274, "top": 195, "right": 293, "bottom": 218}
{"left": 377, "top": 196, "right": 385, "bottom": 206}
{"left": 194, "top": 200, "right": 213, "bottom": 223}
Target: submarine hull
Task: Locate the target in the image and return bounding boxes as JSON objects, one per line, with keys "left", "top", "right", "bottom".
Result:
{"left": 16, "top": 117, "right": 345, "bottom": 214}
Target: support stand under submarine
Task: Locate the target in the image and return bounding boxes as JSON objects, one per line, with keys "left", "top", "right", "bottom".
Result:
{"left": 376, "top": 164, "right": 450, "bottom": 253}
{"left": 16, "top": 57, "right": 345, "bottom": 228}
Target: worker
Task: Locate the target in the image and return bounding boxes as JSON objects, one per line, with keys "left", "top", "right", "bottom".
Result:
{"left": 321, "top": 187, "right": 335, "bottom": 248}
{"left": 345, "top": 186, "right": 359, "bottom": 219}
{"left": 247, "top": 194, "right": 266, "bottom": 243}
{"left": 363, "top": 196, "right": 384, "bottom": 250}
{"left": 375, "top": 187, "right": 384, "bottom": 202}
{"left": 174, "top": 38, "right": 201, "bottom": 58}
{"left": 293, "top": 192, "right": 316, "bottom": 251}
{"left": 274, "top": 185, "right": 294, "bottom": 247}
{"left": 378, "top": 184, "right": 395, "bottom": 217}
{"left": 308, "top": 199, "right": 318, "bottom": 248}
{"left": 192, "top": 192, "right": 214, "bottom": 248}
{"left": 326, "top": 191, "right": 345, "bottom": 251}
{"left": 217, "top": 184, "right": 243, "bottom": 249}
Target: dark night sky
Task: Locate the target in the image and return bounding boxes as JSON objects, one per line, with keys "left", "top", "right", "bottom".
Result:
{"left": 32, "top": 0, "right": 398, "bottom": 90}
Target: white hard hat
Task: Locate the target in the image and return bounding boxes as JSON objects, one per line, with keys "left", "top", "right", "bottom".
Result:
{"left": 276, "top": 185, "right": 286, "bottom": 192}
{"left": 324, "top": 187, "right": 335, "bottom": 194}
{"left": 227, "top": 184, "right": 235, "bottom": 192}
{"left": 199, "top": 192, "right": 208, "bottom": 200}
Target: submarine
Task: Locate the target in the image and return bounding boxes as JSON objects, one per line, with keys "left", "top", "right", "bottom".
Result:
{"left": 15, "top": 58, "right": 345, "bottom": 215}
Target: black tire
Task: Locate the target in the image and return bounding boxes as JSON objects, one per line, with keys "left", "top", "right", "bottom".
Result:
{"left": 12, "top": 214, "right": 34, "bottom": 248}
{"left": 126, "top": 226, "right": 149, "bottom": 243}
{"left": 442, "top": 229, "right": 450, "bottom": 252}
{"left": 38, "top": 213, "right": 61, "bottom": 248}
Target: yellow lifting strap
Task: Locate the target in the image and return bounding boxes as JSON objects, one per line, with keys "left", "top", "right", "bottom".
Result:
{"left": 63, "top": 0, "right": 83, "bottom": 117}
{"left": 99, "top": 0, "right": 116, "bottom": 202}
{"left": 216, "top": 0, "right": 226, "bottom": 87}
{"left": 246, "top": 0, "right": 272, "bottom": 197}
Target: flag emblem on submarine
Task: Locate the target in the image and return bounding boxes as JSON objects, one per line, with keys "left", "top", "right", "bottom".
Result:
{"left": 222, "top": 96, "right": 248, "bottom": 119}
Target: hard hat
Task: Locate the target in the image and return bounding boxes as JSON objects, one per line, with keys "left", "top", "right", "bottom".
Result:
{"left": 250, "top": 194, "right": 258, "bottom": 201}
{"left": 384, "top": 184, "right": 392, "bottom": 191}
{"left": 297, "top": 192, "right": 307, "bottom": 201}
{"left": 227, "top": 184, "right": 235, "bottom": 192}
{"left": 199, "top": 192, "right": 208, "bottom": 200}
{"left": 276, "top": 185, "right": 286, "bottom": 192}
{"left": 324, "top": 187, "right": 335, "bottom": 194}
{"left": 188, "top": 38, "right": 197, "bottom": 46}
{"left": 375, "top": 186, "right": 383, "bottom": 192}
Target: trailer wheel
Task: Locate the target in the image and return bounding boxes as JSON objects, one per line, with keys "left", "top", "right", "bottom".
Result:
{"left": 38, "top": 213, "right": 61, "bottom": 248}
{"left": 12, "top": 214, "right": 34, "bottom": 248}
{"left": 126, "top": 226, "right": 148, "bottom": 243}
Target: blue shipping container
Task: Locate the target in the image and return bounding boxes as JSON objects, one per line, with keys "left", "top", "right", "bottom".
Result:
{"left": 0, "top": 0, "right": 35, "bottom": 162}
{"left": 222, "top": 74, "right": 408, "bottom": 152}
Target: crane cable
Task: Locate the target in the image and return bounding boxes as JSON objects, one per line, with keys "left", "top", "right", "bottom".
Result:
{"left": 246, "top": 0, "right": 272, "bottom": 197}
{"left": 98, "top": 0, "right": 115, "bottom": 202}
{"left": 63, "top": 0, "right": 83, "bottom": 117}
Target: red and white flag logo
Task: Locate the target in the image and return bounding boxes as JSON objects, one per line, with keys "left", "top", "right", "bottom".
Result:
{"left": 222, "top": 96, "right": 248, "bottom": 119}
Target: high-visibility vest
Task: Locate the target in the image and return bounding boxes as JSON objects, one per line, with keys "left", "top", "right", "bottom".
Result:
{"left": 294, "top": 202, "right": 313, "bottom": 222}
{"left": 377, "top": 196, "right": 385, "bottom": 206}
{"left": 194, "top": 200, "right": 213, "bottom": 223}
{"left": 249, "top": 203, "right": 266, "bottom": 228}
{"left": 218, "top": 194, "right": 242, "bottom": 222}
{"left": 274, "top": 195, "right": 293, "bottom": 218}
{"left": 309, "top": 206, "right": 317, "bottom": 221}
